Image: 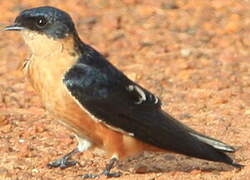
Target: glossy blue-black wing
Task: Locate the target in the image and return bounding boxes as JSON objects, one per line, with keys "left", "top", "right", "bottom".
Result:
{"left": 63, "top": 46, "right": 241, "bottom": 168}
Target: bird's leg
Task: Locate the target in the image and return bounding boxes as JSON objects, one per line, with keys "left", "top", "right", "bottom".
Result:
{"left": 48, "top": 136, "right": 92, "bottom": 169}
{"left": 47, "top": 148, "right": 80, "bottom": 169}
{"left": 101, "top": 157, "right": 122, "bottom": 177}
{"left": 81, "top": 157, "right": 122, "bottom": 179}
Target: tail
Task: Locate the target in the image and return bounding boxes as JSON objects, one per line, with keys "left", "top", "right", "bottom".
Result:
{"left": 137, "top": 110, "right": 244, "bottom": 168}
{"left": 176, "top": 120, "right": 236, "bottom": 152}
{"left": 160, "top": 110, "right": 244, "bottom": 168}
{"left": 188, "top": 132, "right": 235, "bottom": 152}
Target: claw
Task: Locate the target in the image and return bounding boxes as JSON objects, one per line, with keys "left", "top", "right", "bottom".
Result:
{"left": 81, "top": 172, "right": 121, "bottom": 179}
{"left": 102, "top": 171, "right": 122, "bottom": 177}
{"left": 47, "top": 148, "right": 79, "bottom": 169}
{"left": 47, "top": 158, "right": 78, "bottom": 169}
{"left": 81, "top": 174, "right": 99, "bottom": 179}
{"left": 80, "top": 157, "right": 121, "bottom": 179}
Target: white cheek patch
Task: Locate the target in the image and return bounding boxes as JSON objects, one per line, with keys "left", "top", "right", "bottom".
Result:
{"left": 21, "top": 30, "right": 42, "bottom": 46}
{"left": 21, "top": 30, "right": 63, "bottom": 56}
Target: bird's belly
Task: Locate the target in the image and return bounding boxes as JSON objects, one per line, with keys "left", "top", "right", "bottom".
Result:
{"left": 41, "top": 79, "right": 105, "bottom": 146}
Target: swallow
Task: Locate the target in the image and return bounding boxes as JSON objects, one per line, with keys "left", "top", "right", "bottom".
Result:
{"left": 3, "top": 6, "right": 243, "bottom": 178}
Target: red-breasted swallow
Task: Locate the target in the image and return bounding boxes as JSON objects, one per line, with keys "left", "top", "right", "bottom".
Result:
{"left": 3, "top": 6, "right": 243, "bottom": 178}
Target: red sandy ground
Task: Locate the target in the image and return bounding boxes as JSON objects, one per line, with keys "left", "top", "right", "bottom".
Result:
{"left": 0, "top": 0, "right": 250, "bottom": 179}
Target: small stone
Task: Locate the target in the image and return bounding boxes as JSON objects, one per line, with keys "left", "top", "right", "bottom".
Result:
{"left": 0, "top": 113, "right": 8, "bottom": 126}
{"left": 135, "top": 165, "right": 149, "bottom": 173}
{"left": 31, "top": 169, "right": 39, "bottom": 173}
{"left": 190, "top": 169, "right": 202, "bottom": 175}
{"left": 19, "top": 139, "right": 25, "bottom": 143}
{"left": 180, "top": 49, "right": 192, "bottom": 57}
{"left": 245, "top": 110, "right": 250, "bottom": 115}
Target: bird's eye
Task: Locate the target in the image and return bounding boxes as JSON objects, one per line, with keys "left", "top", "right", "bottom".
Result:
{"left": 36, "top": 17, "right": 47, "bottom": 28}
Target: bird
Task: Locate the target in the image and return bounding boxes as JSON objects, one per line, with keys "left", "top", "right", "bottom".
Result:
{"left": 2, "top": 6, "right": 243, "bottom": 178}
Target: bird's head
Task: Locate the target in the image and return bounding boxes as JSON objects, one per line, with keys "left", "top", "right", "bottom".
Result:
{"left": 2, "top": 6, "right": 78, "bottom": 56}
{"left": 4, "top": 6, "right": 76, "bottom": 38}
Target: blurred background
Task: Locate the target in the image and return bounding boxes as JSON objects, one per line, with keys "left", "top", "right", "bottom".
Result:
{"left": 0, "top": 0, "right": 250, "bottom": 179}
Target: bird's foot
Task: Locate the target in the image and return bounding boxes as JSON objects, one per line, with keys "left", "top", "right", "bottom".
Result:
{"left": 47, "top": 157, "right": 78, "bottom": 169}
{"left": 102, "top": 169, "right": 122, "bottom": 177}
{"left": 47, "top": 148, "right": 79, "bottom": 169}
{"left": 80, "top": 157, "right": 121, "bottom": 179}
{"left": 81, "top": 171, "right": 121, "bottom": 179}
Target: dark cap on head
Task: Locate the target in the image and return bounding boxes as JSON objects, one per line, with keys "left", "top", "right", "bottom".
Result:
{"left": 10, "top": 6, "right": 76, "bottom": 39}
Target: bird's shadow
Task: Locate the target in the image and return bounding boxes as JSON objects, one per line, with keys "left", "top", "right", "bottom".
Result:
{"left": 117, "top": 152, "right": 235, "bottom": 174}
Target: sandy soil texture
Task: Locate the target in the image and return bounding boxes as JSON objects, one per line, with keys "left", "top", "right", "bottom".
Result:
{"left": 0, "top": 0, "right": 250, "bottom": 179}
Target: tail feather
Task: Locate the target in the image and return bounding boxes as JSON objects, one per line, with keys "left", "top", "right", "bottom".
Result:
{"left": 170, "top": 114, "right": 236, "bottom": 153}
{"left": 201, "top": 146, "right": 243, "bottom": 169}
{"left": 189, "top": 132, "right": 235, "bottom": 152}
{"left": 155, "top": 110, "right": 243, "bottom": 168}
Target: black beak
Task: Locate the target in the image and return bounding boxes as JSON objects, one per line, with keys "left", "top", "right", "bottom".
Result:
{"left": 1, "top": 24, "right": 25, "bottom": 31}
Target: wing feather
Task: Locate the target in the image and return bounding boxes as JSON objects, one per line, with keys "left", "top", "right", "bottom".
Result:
{"left": 62, "top": 45, "right": 240, "bottom": 167}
